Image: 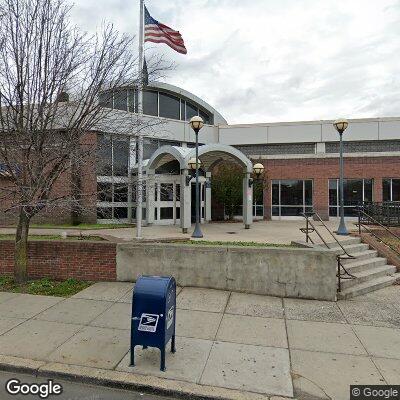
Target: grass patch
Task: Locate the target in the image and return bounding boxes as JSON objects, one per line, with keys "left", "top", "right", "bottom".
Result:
{"left": 30, "top": 223, "right": 133, "bottom": 230}
{"left": 185, "top": 240, "right": 297, "bottom": 248}
{"left": 0, "top": 234, "right": 105, "bottom": 241}
{"left": 0, "top": 277, "right": 92, "bottom": 297}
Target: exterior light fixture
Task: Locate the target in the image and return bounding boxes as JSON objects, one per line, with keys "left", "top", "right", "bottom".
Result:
{"left": 333, "top": 118, "right": 349, "bottom": 235}
{"left": 333, "top": 119, "right": 349, "bottom": 134}
{"left": 249, "top": 162, "right": 265, "bottom": 187}
{"left": 188, "top": 157, "right": 201, "bottom": 171}
{"left": 189, "top": 116, "right": 204, "bottom": 133}
{"left": 253, "top": 163, "right": 265, "bottom": 177}
{"left": 186, "top": 158, "right": 201, "bottom": 186}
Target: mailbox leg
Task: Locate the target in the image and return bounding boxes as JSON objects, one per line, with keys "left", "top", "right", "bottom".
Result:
{"left": 130, "top": 346, "right": 135, "bottom": 367}
{"left": 171, "top": 335, "right": 176, "bottom": 353}
{"left": 160, "top": 347, "right": 166, "bottom": 372}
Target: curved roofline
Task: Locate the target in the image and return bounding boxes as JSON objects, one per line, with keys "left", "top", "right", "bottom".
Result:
{"left": 146, "top": 144, "right": 253, "bottom": 173}
{"left": 149, "top": 82, "right": 227, "bottom": 125}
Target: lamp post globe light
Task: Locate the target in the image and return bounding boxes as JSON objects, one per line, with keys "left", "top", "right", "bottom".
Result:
{"left": 253, "top": 163, "right": 265, "bottom": 177}
{"left": 333, "top": 118, "right": 349, "bottom": 235}
{"left": 189, "top": 116, "right": 204, "bottom": 238}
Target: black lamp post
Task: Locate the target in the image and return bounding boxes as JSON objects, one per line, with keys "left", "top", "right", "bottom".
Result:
{"left": 189, "top": 116, "right": 204, "bottom": 238}
{"left": 333, "top": 118, "right": 349, "bottom": 235}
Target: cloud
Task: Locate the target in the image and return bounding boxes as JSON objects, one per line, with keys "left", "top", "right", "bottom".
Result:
{"left": 71, "top": 0, "right": 400, "bottom": 124}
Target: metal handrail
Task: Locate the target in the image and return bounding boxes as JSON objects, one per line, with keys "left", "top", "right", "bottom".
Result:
{"left": 301, "top": 212, "right": 356, "bottom": 293}
{"left": 357, "top": 207, "right": 400, "bottom": 258}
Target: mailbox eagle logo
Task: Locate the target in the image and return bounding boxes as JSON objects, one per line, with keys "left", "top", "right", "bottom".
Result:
{"left": 138, "top": 313, "right": 160, "bottom": 333}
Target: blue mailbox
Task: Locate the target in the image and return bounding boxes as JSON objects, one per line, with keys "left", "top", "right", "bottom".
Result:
{"left": 130, "top": 275, "right": 176, "bottom": 371}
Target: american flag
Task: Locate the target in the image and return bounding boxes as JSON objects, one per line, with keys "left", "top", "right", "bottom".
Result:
{"left": 144, "top": 6, "right": 187, "bottom": 55}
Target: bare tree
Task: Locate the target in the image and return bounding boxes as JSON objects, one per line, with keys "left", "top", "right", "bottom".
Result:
{"left": 0, "top": 0, "right": 168, "bottom": 282}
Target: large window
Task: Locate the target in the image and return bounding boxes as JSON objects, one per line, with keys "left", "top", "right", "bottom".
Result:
{"left": 98, "top": 88, "right": 214, "bottom": 124}
{"left": 272, "top": 180, "right": 313, "bottom": 217}
{"left": 329, "top": 179, "right": 373, "bottom": 217}
{"left": 113, "top": 89, "right": 128, "bottom": 111}
{"left": 159, "top": 92, "right": 180, "bottom": 119}
{"left": 97, "top": 134, "right": 129, "bottom": 177}
{"left": 143, "top": 90, "right": 158, "bottom": 116}
{"left": 383, "top": 179, "right": 400, "bottom": 202}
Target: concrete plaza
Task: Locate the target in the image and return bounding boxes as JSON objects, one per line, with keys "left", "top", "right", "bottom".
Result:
{"left": 0, "top": 219, "right": 352, "bottom": 244}
{"left": 0, "top": 282, "right": 399, "bottom": 399}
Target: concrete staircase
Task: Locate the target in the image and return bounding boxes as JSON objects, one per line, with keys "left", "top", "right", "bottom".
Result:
{"left": 324, "top": 237, "right": 400, "bottom": 300}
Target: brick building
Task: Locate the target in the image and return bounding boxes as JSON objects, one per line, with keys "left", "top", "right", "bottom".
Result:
{"left": 1, "top": 81, "right": 399, "bottom": 226}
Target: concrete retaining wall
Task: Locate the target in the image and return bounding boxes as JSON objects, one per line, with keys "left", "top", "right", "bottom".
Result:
{"left": 116, "top": 243, "right": 337, "bottom": 301}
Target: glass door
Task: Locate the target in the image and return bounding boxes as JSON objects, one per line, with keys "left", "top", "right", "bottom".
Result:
{"left": 154, "top": 176, "right": 181, "bottom": 225}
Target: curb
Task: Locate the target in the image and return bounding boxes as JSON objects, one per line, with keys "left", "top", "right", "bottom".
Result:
{"left": 0, "top": 355, "right": 292, "bottom": 400}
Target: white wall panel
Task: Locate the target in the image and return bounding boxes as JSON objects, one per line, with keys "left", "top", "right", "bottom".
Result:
{"left": 219, "top": 126, "right": 267, "bottom": 145}
{"left": 268, "top": 124, "right": 321, "bottom": 143}
{"left": 379, "top": 121, "right": 400, "bottom": 140}
{"left": 322, "top": 122, "right": 379, "bottom": 142}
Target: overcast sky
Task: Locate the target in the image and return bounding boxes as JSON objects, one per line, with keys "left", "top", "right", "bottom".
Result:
{"left": 71, "top": 0, "right": 400, "bottom": 124}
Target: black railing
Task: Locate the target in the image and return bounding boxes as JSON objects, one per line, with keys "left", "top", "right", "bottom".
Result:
{"left": 361, "top": 201, "right": 400, "bottom": 226}
{"left": 301, "top": 211, "right": 355, "bottom": 293}
{"left": 357, "top": 206, "right": 400, "bottom": 259}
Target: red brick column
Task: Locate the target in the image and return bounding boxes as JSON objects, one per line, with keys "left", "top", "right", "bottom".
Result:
{"left": 313, "top": 177, "right": 329, "bottom": 220}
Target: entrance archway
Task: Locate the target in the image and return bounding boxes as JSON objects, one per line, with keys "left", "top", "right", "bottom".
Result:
{"left": 145, "top": 144, "right": 254, "bottom": 233}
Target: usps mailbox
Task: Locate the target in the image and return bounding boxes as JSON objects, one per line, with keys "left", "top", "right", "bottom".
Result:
{"left": 130, "top": 275, "right": 176, "bottom": 371}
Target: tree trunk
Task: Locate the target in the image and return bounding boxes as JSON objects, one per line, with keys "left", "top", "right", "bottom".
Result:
{"left": 14, "top": 208, "right": 30, "bottom": 283}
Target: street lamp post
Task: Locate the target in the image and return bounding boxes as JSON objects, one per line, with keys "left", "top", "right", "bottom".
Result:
{"left": 333, "top": 119, "right": 349, "bottom": 235}
{"left": 189, "top": 116, "right": 204, "bottom": 238}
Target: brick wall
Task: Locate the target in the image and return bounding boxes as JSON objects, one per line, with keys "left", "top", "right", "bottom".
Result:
{"left": 0, "top": 240, "right": 116, "bottom": 281}
{"left": 262, "top": 156, "right": 400, "bottom": 220}
{"left": 0, "top": 132, "right": 98, "bottom": 226}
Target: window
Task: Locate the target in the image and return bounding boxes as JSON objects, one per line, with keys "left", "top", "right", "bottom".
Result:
{"left": 114, "top": 184, "right": 128, "bottom": 202}
{"left": 159, "top": 92, "right": 180, "bottom": 119}
{"left": 114, "top": 207, "right": 128, "bottom": 219}
{"left": 127, "top": 89, "right": 137, "bottom": 112}
{"left": 113, "top": 137, "right": 129, "bottom": 176}
{"left": 160, "top": 183, "right": 174, "bottom": 201}
{"left": 185, "top": 102, "right": 198, "bottom": 120}
{"left": 272, "top": 180, "right": 313, "bottom": 217}
{"left": 97, "top": 207, "right": 112, "bottom": 219}
{"left": 180, "top": 100, "right": 185, "bottom": 120}
{"left": 99, "top": 91, "right": 113, "bottom": 108}
{"left": 329, "top": 179, "right": 373, "bottom": 217}
{"left": 113, "top": 89, "right": 128, "bottom": 111}
{"left": 97, "top": 182, "right": 112, "bottom": 202}
{"left": 160, "top": 207, "right": 173, "bottom": 219}
{"left": 383, "top": 179, "right": 400, "bottom": 202}
{"left": 96, "top": 135, "right": 112, "bottom": 175}
{"left": 143, "top": 90, "right": 158, "bottom": 116}
{"left": 199, "top": 109, "right": 212, "bottom": 125}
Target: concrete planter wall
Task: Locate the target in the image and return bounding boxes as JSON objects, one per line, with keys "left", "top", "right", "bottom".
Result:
{"left": 117, "top": 243, "right": 337, "bottom": 301}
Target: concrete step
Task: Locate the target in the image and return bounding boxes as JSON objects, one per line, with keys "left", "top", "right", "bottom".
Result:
{"left": 337, "top": 274, "right": 400, "bottom": 300}
{"left": 340, "top": 265, "right": 397, "bottom": 290}
{"left": 345, "top": 257, "right": 388, "bottom": 274}
{"left": 324, "top": 237, "right": 362, "bottom": 248}
{"left": 340, "top": 243, "right": 370, "bottom": 254}
{"left": 341, "top": 249, "right": 378, "bottom": 264}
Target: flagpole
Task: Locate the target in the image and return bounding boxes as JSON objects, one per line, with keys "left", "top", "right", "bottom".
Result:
{"left": 136, "top": 0, "right": 144, "bottom": 239}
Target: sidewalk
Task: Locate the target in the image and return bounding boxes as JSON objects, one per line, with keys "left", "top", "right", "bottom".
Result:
{"left": 0, "top": 283, "right": 399, "bottom": 399}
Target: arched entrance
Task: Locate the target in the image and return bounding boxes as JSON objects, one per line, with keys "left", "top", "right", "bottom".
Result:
{"left": 145, "top": 144, "right": 254, "bottom": 233}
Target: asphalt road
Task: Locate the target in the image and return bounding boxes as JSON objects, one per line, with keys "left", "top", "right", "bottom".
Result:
{"left": 0, "top": 371, "right": 176, "bottom": 400}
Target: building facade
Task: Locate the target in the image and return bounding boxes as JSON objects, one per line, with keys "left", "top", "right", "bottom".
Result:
{"left": 95, "top": 82, "right": 400, "bottom": 227}
{"left": 1, "top": 81, "right": 399, "bottom": 226}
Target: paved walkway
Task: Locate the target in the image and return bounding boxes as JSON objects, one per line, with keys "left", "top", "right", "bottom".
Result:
{"left": 0, "top": 220, "right": 355, "bottom": 244}
{"left": 0, "top": 283, "right": 399, "bottom": 399}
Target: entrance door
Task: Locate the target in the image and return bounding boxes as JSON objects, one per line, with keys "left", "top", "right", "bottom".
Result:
{"left": 191, "top": 181, "right": 205, "bottom": 223}
{"left": 154, "top": 177, "right": 181, "bottom": 225}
